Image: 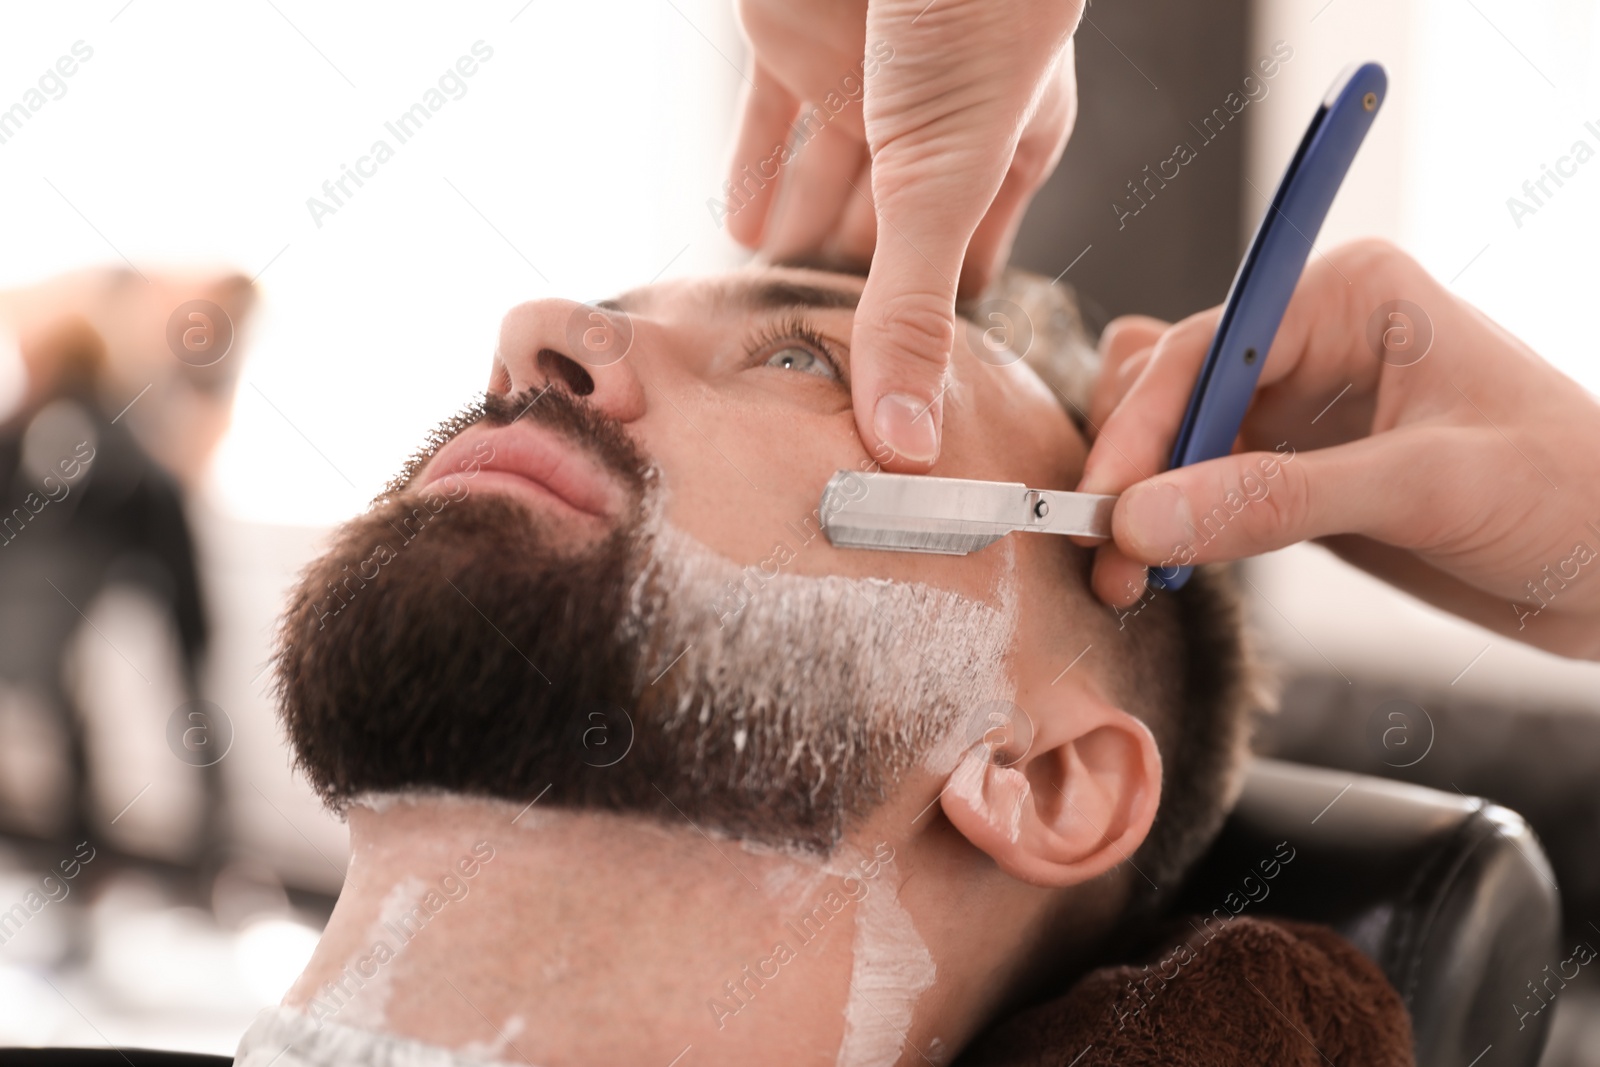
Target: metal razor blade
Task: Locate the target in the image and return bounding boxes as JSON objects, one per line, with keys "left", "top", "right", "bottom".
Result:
{"left": 820, "top": 471, "right": 1116, "bottom": 555}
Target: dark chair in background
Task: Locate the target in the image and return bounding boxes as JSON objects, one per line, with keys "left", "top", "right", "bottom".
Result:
{"left": 1181, "top": 760, "right": 1560, "bottom": 1067}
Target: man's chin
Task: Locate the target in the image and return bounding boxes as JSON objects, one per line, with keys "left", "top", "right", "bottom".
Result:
{"left": 274, "top": 487, "right": 641, "bottom": 800}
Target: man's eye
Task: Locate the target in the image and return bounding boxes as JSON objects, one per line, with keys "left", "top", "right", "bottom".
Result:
{"left": 764, "top": 344, "right": 838, "bottom": 380}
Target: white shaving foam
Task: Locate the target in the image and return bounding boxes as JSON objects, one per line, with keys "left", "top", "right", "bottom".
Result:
{"left": 759, "top": 857, "right": 831, "bottom": 903}
{"left": 946, "top": 745, "right": 1032, "bottom": 844}
{"left": 459, "top": 1013, "right": 528, "bottom": 1062}
{"left": 350, "top": 788, "right": 517, "bottom": 816}
{"left": 351, "top": 788, "right": 553, "bottom": 831}
{"left": 332, "top": 876, "right": 425, "bottom": 1031}
{"left": 835, "top": 854, "right": 937, "bottom": 1067}
{"left": 915, "top": 541, "right": 1021, "bottom": 779}
{"left": 623, "top": 503, "right": 1020, "bottom": 840}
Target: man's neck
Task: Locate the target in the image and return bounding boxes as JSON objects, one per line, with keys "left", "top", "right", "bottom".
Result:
{"left": 283, "top": 794, "right": 1122, "bottom": 1067}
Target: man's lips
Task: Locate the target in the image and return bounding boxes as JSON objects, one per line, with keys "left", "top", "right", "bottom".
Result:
{"left": 416, "top": 422, "right": 626, "bottom": 520}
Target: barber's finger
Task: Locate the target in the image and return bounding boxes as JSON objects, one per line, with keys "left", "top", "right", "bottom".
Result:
{"left": 962, "top": 57, "right": 1076, "bottom": 298}
{"left": 828, "top": 154, "right": 878, "bottom": 265}
{"left": 1078, "top": 308, "right": 1220, "bottom": 494}
{"left": 1090, "top": 542, "right": 1153, "bottom": 609}
{"left": 1087, "top": 315, "right": 1168, "bottom": 430}
{"left": 851, "top": 255, "right": 959, "bottom": 470}
{"left": 1110, "top": 431, "right": 1453, "bottom": 567}
{"left": 959, "top": 162, "right": 1036, "bottom": 299}
{"left": 1086, "top": 347, "right": 1151, "bottom": 434}
{"left": 725, "top": 62, "right": 800, "bottom": 248}
{"left": 851, "top": 154, "right": 998, "bottom": 469}
{"left": 762, "top": 121, "right": 867, "bottom": 262}
{"left": 1099, "top": 315, "right": 1168, "bottom": 366}
{"left": 961, "top": 122, "right": 1057, "bottom": 298}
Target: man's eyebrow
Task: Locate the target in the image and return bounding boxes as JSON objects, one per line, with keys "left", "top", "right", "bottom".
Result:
{"left": 598, "top": 274, "right": 864, "bottom": 316}
{"left": 735, "top": 278, "right": 862, "bottom": 313}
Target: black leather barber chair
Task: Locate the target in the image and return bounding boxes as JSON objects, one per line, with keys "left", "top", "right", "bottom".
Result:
{"left": 1179, "top": 759, "right": 1561, "bottom": 1067}
{"left": 0, "top": 760, "right": 1562, "bottom": 1067}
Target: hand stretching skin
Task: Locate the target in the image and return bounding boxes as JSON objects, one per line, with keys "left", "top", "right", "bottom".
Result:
{"left": 1077, "top": 239, "right": 1600, "bottom": 661}
{"left": 727, "top": 0, "right": 1082, "bottom": 468}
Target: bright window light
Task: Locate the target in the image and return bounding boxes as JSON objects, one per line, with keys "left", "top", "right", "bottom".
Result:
{"left": 0, "top": 1, "right": 745, "bottom": 524}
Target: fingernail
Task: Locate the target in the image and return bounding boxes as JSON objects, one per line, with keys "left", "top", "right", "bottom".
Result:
{"left": 873, "top": 392, "right": 939, "bottom": 465}
{"left": 1121, "top": 483, "right": 1192, "bottom": 557}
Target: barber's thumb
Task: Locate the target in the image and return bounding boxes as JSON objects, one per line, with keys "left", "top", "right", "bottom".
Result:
{"left": 852, "top": 263, "right": 961, "bottom": 470}
{"left": 1113, "top": 449, "right": 1330, "bottom": 566}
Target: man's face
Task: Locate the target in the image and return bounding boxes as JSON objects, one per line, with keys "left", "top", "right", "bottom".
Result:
{"left": 508, "top": 267, "right": 1087, "bottom": 600}
{"left": 276, "top": 265, "right": 1098, "bottom": 851}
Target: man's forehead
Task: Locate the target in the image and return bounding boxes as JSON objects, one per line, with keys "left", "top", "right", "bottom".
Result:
{"left": 599, "top": 264, "right": 868, "bottom": 318}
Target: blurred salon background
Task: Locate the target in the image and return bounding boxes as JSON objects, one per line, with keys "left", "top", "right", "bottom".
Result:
{"left": 0, "top": 0, "right": 1597, "bottom": 1060}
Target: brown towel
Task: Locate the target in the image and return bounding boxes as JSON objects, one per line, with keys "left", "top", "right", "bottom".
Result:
{"left": 956, "top": 916, "right": 1414, "bottom": 1067}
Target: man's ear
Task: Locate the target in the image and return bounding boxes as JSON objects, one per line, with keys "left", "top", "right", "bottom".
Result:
{"left": 940, "top": 681, "right": 1162, "bottom": 888}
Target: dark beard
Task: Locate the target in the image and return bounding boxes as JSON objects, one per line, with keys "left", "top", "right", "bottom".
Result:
{"left": 273, "top": 385, "right": 671, "bottom": 822}
{"left": 275, "top": 486, "right": 653, "bottom": 808}
{"left": 274, "top": 388, "right": 1015, "bottom": 853}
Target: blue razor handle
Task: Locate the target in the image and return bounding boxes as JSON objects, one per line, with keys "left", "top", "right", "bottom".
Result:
{"left": 1149, "top": 61, "right": 1386, "bottom": 591}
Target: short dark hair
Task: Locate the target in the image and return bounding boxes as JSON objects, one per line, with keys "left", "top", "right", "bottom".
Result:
{"left": 1119, "top": 565, "right": 1268, "bottom": 900}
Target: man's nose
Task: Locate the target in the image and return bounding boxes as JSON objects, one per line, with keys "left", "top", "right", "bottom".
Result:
{"left": 492, "top": 299, "right": 647, "bottom": 421}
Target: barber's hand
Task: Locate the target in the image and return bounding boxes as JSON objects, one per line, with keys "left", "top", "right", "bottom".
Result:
{"left": 727, "top": 0, "right": 1082, "bottom": 468}
{"left": 1077, "top": 239, "right": 1600, "bottom": 660}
